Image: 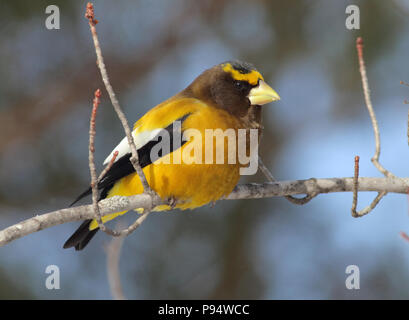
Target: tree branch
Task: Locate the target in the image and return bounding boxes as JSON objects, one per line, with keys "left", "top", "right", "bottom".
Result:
{"left": 1, "top": 177, "right": 409, "bottom": 247}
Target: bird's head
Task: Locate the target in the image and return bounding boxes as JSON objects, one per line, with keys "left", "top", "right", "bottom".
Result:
{"left": 186, "top": 60, "right": 280, "bottom": 118}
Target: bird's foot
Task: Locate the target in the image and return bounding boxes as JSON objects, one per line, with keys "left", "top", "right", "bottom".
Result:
{"left": 167, "top": 196, "right": 177, "bottom": 209}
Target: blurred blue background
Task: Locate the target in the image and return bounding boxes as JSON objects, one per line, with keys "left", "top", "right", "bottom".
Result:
{"left": 1, "top": 0, "right": 409, "bottom": 299}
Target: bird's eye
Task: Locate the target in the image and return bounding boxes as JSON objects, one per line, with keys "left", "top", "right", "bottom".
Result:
{"left": 234, "top": 81, "right": 244, "bottom": 90}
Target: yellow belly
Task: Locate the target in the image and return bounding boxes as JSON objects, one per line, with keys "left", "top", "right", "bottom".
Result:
{"left": 119, "top": 160, "right": 239, "bottom": 206}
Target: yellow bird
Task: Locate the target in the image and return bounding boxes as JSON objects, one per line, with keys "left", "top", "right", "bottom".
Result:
{"left": 64, "top": 61, "right": 280, "bottom": 250}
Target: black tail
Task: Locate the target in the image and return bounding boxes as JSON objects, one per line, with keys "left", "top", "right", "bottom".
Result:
{"left": 63, "top": 219, "right": 99, "bottom": 251}
{"left": 64, "top": 142, "right": 161, "bottom": 250}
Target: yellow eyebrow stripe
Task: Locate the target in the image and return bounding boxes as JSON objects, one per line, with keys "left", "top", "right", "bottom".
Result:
{"left": 222, "top": 63, "right": 263, "bottom": 85}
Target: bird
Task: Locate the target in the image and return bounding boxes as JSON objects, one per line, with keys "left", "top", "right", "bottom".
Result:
{"left": 63, "top": 60, "right": 280, "bottom": 250}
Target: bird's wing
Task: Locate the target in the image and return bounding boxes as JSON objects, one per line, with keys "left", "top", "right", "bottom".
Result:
{"left": 103, "top": 129, "right": 161, "bottom": 165}
{"left": 103, "top": 97, "right": 205, "bottom": 165}
{"left": 70, "top": 98, "right": 205, "bottom": 206}
{"left": 98, "top": 112, "right": 191, "bottom": 191}
{"left": 69, "top": 114, "right": 191, "bottom": 206}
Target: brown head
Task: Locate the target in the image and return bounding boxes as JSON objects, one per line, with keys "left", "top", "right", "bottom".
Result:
{"left": 183, "top": 60, "right": 280, "bottom": 122}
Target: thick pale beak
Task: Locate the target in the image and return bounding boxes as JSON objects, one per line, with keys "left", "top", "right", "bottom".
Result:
{"left": 247, "top": 80, "right": 280, "bottom": 105}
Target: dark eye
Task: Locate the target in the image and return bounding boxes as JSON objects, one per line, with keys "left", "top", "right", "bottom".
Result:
{"left": 234, "top": 80, "right": 250, "bottom": 92}
{"left": 234, "top": 80, "right": 244, "bottom": 89}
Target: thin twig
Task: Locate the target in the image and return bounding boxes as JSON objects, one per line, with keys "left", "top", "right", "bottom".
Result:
{"left": 351, "top": 156, "right": 360, "bottom": 217}
{"left": 88, "top": 88, "right": 115, "bottom": 235}
{"left": 98, "top": 150, "right": 119, "bottom": 182}
{"left": 400, "top": 232, "right": 409, "bottom": 243}
{"left": 350, "top": 156, "right": 384, "bottom": 217}
{"left": 356, "top": 37, "right": 394, "bottom": 178}
{"left": 88, "top": 90, "right": 122, "bottom": 236}
{"left": 105, "top": 223, "right": 126, "bottom": 300}
{"left": 352, "top": 37, "right": 395, "bottom": 217}
{"left": 400, "top": 188, "right": 409, "bottom": 244}
{"left": 85, "top": 3, "right": 152, "bottom": 195}
{"left": 258, "top": 158, "right": 317, "bottom": 205}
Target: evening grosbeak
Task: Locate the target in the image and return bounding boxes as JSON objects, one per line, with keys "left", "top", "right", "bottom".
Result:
{"left": 64, "top": 60, "right": 280, "bottom": 250}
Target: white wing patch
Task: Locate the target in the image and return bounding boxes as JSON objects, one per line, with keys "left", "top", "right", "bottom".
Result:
{"left": 103, "top": 128, "right": 162, "bottom": 165}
